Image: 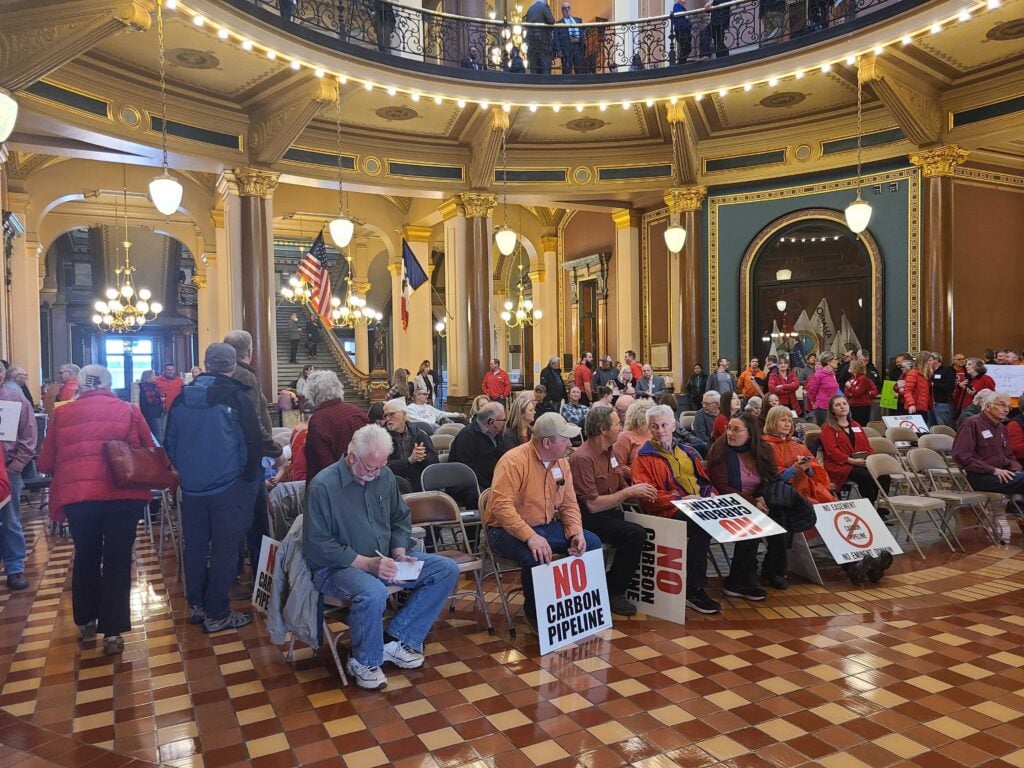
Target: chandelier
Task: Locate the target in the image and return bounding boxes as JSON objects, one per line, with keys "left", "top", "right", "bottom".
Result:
{"left": 332, "top": 252, "right": 383, "bottom": 328}
{"left": 490, "top": 5, "right": 528, "bottom": 69}
{"left": 501, "top": 274, "right": 542, "bottom": 329}
{"left": 93, "top": 183, "right": 163, "bottom": 333}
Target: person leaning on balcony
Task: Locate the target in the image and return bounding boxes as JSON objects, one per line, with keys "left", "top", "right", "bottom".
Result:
{"left": 554, "top": 2, "right": 586, "bottom": 74}
{"left": 670, "top": 0, "right": 693, "bottom": 63}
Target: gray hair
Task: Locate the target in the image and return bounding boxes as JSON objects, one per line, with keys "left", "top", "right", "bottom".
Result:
{"left": 585, "top": 405, "right": 615, "bottom": 437}
{"left": 60, "top": 363, "right": 81, "bottom": 376}
{"left": 702, "top": 390, "right": 721, "bottom": 404}
{"left": 646, "top": 404, "right": 675, "bottom": 424}
{"left": 624, "top": 398, "right": 654, "bottom": 430}
{"left": 475, "top": 401, "right": 504, "bottom": 426}
{"left": 78, "top": 364, "right": 112, "bottom": 392}
{"left": 222, "top": 330, "right": 253, "bottom": 358}
{"left": 384, "top": 397, "right": 408, "bottom": 413}
{"left": 819, "top": 352, "right": 836, "bottom": 366}
{"left": 745, "top": 396, "right": 763, "bottom": 412}
{"left": 973, "top": 388, "right": 995, "bottom": 407}
{"left": 349, "top": 424, "right": 393, "bottom": 458}
{"left": 548, "top": 355, "right": 560, "bottom": 365}
{"left": 305, "top": 370, "right": 345, "bottom": 408}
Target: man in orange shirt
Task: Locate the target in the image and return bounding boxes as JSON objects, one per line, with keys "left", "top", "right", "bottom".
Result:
{"left": 485, "top": 412, "right": 602, "bottom": 631}
{"left": 481, "top": 358, "right": 512, "bottom": 407}
{"left": 574, "top": 352, "right": 594, "bottom": 404}
{"left": 153, "top": 363, "right": 184, "bottom": 417}
{"left": 737, "top": 357, "right": 767, "bottom": 400}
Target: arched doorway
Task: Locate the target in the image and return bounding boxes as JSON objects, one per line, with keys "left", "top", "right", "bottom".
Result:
{"left": 739, "top": 210, "right": 884, "bottom": 365}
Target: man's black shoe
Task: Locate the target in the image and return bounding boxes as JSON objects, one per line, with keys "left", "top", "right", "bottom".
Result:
{"left": 685, "top": 588, "right": 721, "bottom": 614}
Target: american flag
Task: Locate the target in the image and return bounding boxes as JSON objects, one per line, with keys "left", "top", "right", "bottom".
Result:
{"left": 298, "top": 232, "right": 333, "bottom": 329}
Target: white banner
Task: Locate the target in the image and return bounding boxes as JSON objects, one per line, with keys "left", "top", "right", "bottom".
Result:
{"left": 882, "top": 414, "right": 929, "bottom": 435}
{"left": 623, "top": 511, "right": 688, "bottom": 624}
{"left": 986, "top": 365, "right": 1024, "bottom": 398}
{"left": 533, "top": 549, "right": 612, "bottom": 655}
{"left": 0, "top": 400, "right": 21, "bottom": 442}
{"left": 813, "top": 498, "right": 902, "bottom": 563}
{"left": 671, "top": 493, "right": 787, "bottom": 543}
{"left": 251, "top": 535, "right": 281, "bottom": 614}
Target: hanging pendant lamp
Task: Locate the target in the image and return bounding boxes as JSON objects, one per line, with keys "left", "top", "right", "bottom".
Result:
{"left": 845, "top": 59, "right": 872, "bottom": 234}
{"left": 329, "top": 84, "right": 354, "bottom": 248}
{"left": 149, "top": 2, "right": 183, "bottom": 216}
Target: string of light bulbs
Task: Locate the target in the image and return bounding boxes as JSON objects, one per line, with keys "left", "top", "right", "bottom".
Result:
{"left": 165, "top": 0, "right": 1001, "bottom": 111}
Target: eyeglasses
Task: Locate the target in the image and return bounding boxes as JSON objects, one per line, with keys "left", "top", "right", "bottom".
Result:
{"left": 488, "top": 417, "right": 507, "bottom": 424}
{"left": 383, "top": 410, "right": 399, "bottom": 418}
{"left": 352, "top": 453, "right": 388, "bottom": 476}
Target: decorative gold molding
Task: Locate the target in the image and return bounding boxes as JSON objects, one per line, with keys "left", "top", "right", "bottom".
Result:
{"left": 909, "top": 145, "right": 970, "bottom": 177}
{"left": 736, "top": 208, "right": 885, "bottom": 366}
{"left": 664, "top": 186, "right": 707, "bottom": 213}
{"left": 861, "top": 54, "right": 942, "bottom": 147}
{"left": 248, "top": 78, "right": 338, "bottom": 166}
{"left": 210, "top": 209, "right": 225, "bottom": 229}
{"left": 438, "top": 198, "right": 463, "bottom": 221}
{"left": 231, "top": 168, "right": 280, "bottom": 198}
{"left": 640, "top": 208, "right": 671, "bottom": 364}
{"left": 540, "top": 235, "right": 559, "bottom": 253}
{"left": 953, "top": 166, "right": 1024, "bottom": 189}
{"left": 402, "top": 225, "right": 433, "bottom": 243}
{"left": 707, "top": 168, "right": 921, "bottom": 362}
{"left": 611, "top": 210, "right": 640, "bottom": 229}
{"left": 456, "top": 192, "right": 496, "bottom": 218}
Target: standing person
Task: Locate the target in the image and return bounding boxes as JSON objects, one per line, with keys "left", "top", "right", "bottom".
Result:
{"left": 387, "top": 368, "right": 413, "bottom": 401}
{"left": 303, "top": 371, "right": 369, "bottom": 483}
{"left": 481, "top": 358, "right": 512, "bottom": 407}
{"left": 954, "top": 357, "right": 995, "bottom": 416}
{"left": 524, "top": 0, "right": 556, "bottom": 73}
{"left": 593, "top": 355, "right": 619, "bottom": 389}
{"left": 737, "top": 357, "right": 767, "bottom": 401}
{"left": 857, "top": 349, "right": 882, "bottom": 391}
{"left": 540, "top": 356, "right": 567, "bottom": 411}
{"left": 843, "top": 359, "right": 877, "bottom": 427}
{"left": 414, "top": 360, "right": 437, "bottom": 406}
{"left": 705, "top": 0, "right": 731, "bottom": 57}
{"left": 57, "top": 363, "right": 81, "bottom": 402}
{"left": 796, "top": 352, "right": 817, "bottom": 387}
{"left": 767, "top": 356, "right": 801, "bottom": 415}
{"left": 294, "top": 364, "right": 315, "bottom": 409}
{"left": 806, "top": 352, "right": 840, "bottom": 425}
{"left": 686, "top": 364, "right": 708, "bottom": 408}
{"left": 153, "top": 363, "right": 184, "bottom": 436}
{"left": 929, "top": 353, "right": 956, "bottom": 428}
{"left": 305, "top": 315, "right": 319, "bottom": 358}
{"left": 574, "top": 352, "right": 594, "bottom": 404}
{"left": 166, "top": 344, "right": 263, "bottom": 633}
{"left": 138, "top": 370, "right": 165, "bottom": 440}
{"left": 304, "top": 424, "right": 460, "bottom": 689}
{"left": 0, "top": 365, "right": 36, "bottom": 591}
{"left": 820, "top": 395, "right": 883, "bottom": 505}
{"left": 37, "top": 365, "right": 153, "bottom": 654}
{"left": 554, "top": 2, "right": 586, "bottom": 74}
{"left": 624, "top": 350, "right": 644, "bottom": 383}
{"left": 671, "top": 0, "right": 693, "bottom": 63}
{"left": 287, "top": 312, "right": 302, "bottom": 364}
{"left": 901, "top": 352, "right": 934, "bottom": 421}
{"left": 705, "top": 357, "right": 736, "bottom": 397}
{"left": 570, "top": 406, "right": 657, "bottom": 616}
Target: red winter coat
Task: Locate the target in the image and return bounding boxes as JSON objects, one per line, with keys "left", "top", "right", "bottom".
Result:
{"left": 38, "top": 389, "right": 155, "bottom": 521}
{"left": 843, "top": 373, "right": 877, "bottom": 408}
{"left": 767, "top": 369, "right": 801, "bottom": 413}
{"left": 820, "top": 421, "right": 872, "bottom": 489}
{"left": 901, "top": 368, "right": 933, "bottom": 413}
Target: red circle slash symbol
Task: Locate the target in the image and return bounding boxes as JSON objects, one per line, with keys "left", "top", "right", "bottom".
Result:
{"left": 834, "top": 511, "right": 873, "bottom": 549}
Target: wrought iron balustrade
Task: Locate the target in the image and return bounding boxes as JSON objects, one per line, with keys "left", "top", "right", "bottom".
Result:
{"left": 232, "top": 0, "right": 923, "bottom": 80}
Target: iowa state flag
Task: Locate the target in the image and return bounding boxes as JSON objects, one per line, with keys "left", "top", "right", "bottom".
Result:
{"left": 401, "top": 240, "right": 428, "bottom": 330}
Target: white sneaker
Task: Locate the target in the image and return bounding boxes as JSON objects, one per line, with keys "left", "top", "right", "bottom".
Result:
{"left": 382, "top": 640, "right": 425, "bottom": 669}
{"left": 345, "top": 658, "right": 387, "bottom": 689}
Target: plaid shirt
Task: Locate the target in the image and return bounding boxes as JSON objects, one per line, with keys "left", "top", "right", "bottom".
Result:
{"left": 561, "top": 401, "right": 589, "bottom": 427}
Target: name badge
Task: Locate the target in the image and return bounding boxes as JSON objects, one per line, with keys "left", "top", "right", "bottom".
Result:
{"left": 610, "top": 457, "right": 619, "bottom": 469}
{"left": 552, "top": 466, "right": 564, "bottom": 481}
{"left": 934, "top": 374, "right": 942, "bottom": 380}
{"left": 852, "top": 427, "right": 862, "bottom": 433}
{"left": 982, "top": 430, "right": 993, "bottom": 439}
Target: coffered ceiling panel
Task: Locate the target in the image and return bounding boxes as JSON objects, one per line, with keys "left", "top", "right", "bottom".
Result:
{"left": 511, "top": 104, "right": 656, "bottom": 143}
{"left": 709, "top": 71, "right": 859, "bottom": 130}
{"left": 332, "top": 89, "right": 464, "bottom": 138}
{"left": 913, "top": 5, "right": 1024, "bottom": 73}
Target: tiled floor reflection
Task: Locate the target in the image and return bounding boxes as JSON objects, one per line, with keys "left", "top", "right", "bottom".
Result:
{"left": 4, "top": 510, "right": 1024, "bottom": 767}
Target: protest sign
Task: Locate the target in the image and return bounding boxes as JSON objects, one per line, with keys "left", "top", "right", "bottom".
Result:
{"left": 0, "top": 400, "right": 20, "bottom": 441}
{"left": 882, "top": 414, "right": 929, "bottom": 434}
{"left": 812, "top": 498, "right": 902, "bottom": 563}
{"left": 251, "top": 535, "right": 281, "bottom": 614}
{"left": 879, "top": 380, "right": 899, "bottom": 410}
{"left": 623, "top": 510, "right": 688, "bottom": 624}
{"left": 986, "top": 365, "right": 1024, "bottom": 397}
{"left": 672, "top": 493, "right": 787, "bottom": 543}
{"left": 533, "top": 549, "right": 612, "bottom": 655}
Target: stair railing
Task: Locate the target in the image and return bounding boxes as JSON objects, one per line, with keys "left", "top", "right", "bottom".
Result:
{"left": 313, "top": 314, "right": 371, "bottom": 394}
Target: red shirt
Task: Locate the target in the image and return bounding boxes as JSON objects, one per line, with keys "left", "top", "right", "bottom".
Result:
{"left": 304, "top": 399, "right": 370, "bottom": 482}
{"left": 574, "top": 363, "right": 593, "bottom": 394}
{"left": 154, "top": 375, "right": 184, "bottom": 413}
{"left": 482, "top": 368, "right": 511, "bottom": 399}
{"left": 629, "top": 361, "right": 643, "bottom": 382}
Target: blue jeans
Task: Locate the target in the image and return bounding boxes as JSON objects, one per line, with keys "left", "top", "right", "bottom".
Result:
{"left": 313, "top": 552, "right": 459, "bottom": 667}
{"left": 932, "top": 403, "right": 952, "bottom": 428}
{"left": 1, "top": 469, "right": 26, "bottom": 575}
{"left": 486, "top": 522, "right": 602, "bottom": 615}
{"left": 181, "top": 478, "right": 256, "bottom": 621}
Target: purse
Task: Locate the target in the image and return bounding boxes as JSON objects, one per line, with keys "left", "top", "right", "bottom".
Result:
{"left": 105, "top": 410, "right": 176, "bottom": 490}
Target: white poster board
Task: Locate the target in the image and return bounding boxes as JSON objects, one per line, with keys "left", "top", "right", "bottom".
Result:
{"left": 623, "top": 510, "right": 688, "bottom": 624}
{"left": 812, "top": 498, "right": 903, "bottom": 563}
{"left": 532, "top": 549, "right": 612, "bottom": 655}
{"left": 986, "top": 365, "right": 1024, "bottom": 398}
{"left": 0, "top": 400, "right": 21, "bottom": 442}
{"left": 251, "top": 535, "right": 281, "bottom": 614}
{"left": 671, "top": 493, "right": 787, "bottom": 543}
{"left": 882, "top": 414, "right": 929, "bottom": 435}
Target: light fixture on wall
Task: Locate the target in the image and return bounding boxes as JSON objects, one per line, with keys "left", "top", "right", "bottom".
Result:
{"left": 845, "top": 58, "right": 872, "bottom": 234}
{"left": 435, "top": 319, "right": 448, "bottom": 337}
{"left": 775, "top": 268, "right": 792, "bottom": 281}
{"left": 494, "top": 126, "right": 518, "bottom": 257}
{"left": 94, "top": 181, "right": 163, "bottom": 333}
{"left": 776, "top": 300, "right": 787, "bottom": 312}
{"left": 149, "top": 2, "right": 184, "bottom": 216}
{"left": 0, "top": 88, "right": 17, "bottom": 143}
{"left": 328, "top": 86, "right": 355, "bottom": 249}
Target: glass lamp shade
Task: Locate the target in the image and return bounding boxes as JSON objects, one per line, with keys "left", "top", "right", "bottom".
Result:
{"left": 0, "top": 88, "right": 18, "bottom": 143}
{"left": 845, "top": 192, "right": 872, "bottom": 234}
{"left": 494, "top": 226, "right": 518, "bottom": 257}
{"left": 151, "top": 302, "right": 163, "bottom": 314}
{"left": 150, "top": 170, "right": 183, "bottom": 215}
{"left": 435, "top": 321, "right": 446, "bottom": 333}
{"left": 776, "top": 300, "right": 787, "bottom": 312}
{"left": 663, "top": 224, "right": 687, "bottom": 253}
{"left": 533, "top": 309, "right": 543, "bottom": 320}
{"left": 92, "top": 314, "right": 102, "bottom": 325}
{"left": 500, "top": 311, "right": 512, "bottom": 322}
{"left": 137, "top": 301, "right": 149, "bottom": 314}
{"left": 138, "top": 288, "right": 152, "bottom": 300}
{"left": 775, "top": 269, "right": 792, "bottom": 281}
{"left": 329, "top": 215, "right": 355, "bottom": 248}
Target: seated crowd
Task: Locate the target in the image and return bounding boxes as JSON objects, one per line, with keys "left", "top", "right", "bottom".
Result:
{"left": 24, "top": 343, "right": 1024, "bottom": 691}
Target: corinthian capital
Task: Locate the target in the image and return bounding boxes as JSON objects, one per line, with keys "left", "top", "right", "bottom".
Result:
{"left": 909, "top": 145, "right": 970, "bottom": 178}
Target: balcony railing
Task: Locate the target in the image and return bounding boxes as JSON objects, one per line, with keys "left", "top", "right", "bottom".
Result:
{"left": 230, "top": 0, "right": 921, "bottom": 80}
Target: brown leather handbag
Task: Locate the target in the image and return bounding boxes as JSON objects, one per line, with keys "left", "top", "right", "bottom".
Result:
{"left": 104, "top": 410, "right": 176, "bottom": 490}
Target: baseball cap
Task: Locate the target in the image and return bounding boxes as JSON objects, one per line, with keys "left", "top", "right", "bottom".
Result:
{"left": 601, "top": 355, "right": 613, "bottom": 363}
{"left": 204, "top": 342, "right": 237, "bottom": 373}
{"left": 532, "top": 412, "right": 582, "bottom": 440}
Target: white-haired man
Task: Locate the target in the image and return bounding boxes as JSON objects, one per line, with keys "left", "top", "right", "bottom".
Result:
{"left": 405, "top": 388, "right": 465, "bottom": 426}
{"left": 304, "top": 371, "right": 368, "bottom": 482}
{"left": 692, "top": 390, "right": 720, "bottom": 446}
{"left": 383, "top": 398, "right": 438, "bottom": 492}
{"left": 304, "top": 424, "right": 460, "bottom": 689}
{"left": 0, "top": 364, "right": 35, "bottom": 591}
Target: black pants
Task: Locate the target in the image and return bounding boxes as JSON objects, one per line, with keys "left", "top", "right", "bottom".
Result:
{"left": 670, "top": 512, "right": 713, "bottom": 592}
{"left": 725, "top": 539, "right": 760, "bottom": 589}
{"left": 848, "top": 465, "right": 888, "bottom": 504}
{"left": 709, "top": 22, "right": 729, "bottom": 56}
{"left": 583, "top": 509, "right": 644, "bottom": 595}
{"left": 527, "top": 37, "right": 552, "bottom": 74}
{"left": 289, "top": 339, "right": 300, "bottom": 363}
{"left": 244, "top": 480, "right": 269, "bottom": 580}
{"left": 65, "top": 500, "right": 144, "bottom": 636}
{"left": 851, "top": 405, "right": 872, "bottom": 427}
{"left": 760, "top": 534, "right": 787, "bottom": 579}
{"left": 561, "top": 42, "right": 585, "bottom": 74}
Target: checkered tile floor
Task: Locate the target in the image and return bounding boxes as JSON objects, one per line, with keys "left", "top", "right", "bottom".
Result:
{"left": 4, "top": 509, "right": 1024, "bottom": 768}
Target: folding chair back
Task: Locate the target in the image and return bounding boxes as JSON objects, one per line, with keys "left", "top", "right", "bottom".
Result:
{"left": 866, "top": 420, "right": 887, "bottom": 436}
{"left": 908, "top": 447, "right": 998, "bottom": 545}
{"left": 866, "top": 452, "right": 950, "bottom": 559}
{"left": 422, "top": 462, "right": 481, "bottom": 505}
{"left": 430, "top": 433, "right": 454, "bottom": 453}
{"left": 869, "top": 437, "right": 900, "bottom": 457}
{"left": 931, "top": 424, "right": 956, "bottom": 438}
{"left": 863, "top": 426, "right": 881, "bottom": 439}
{"left": 679, "top": 414, "right": 695, "bottom": 431}
{"left": 436, "top": 423, "right": 465, "bottom": 437}
{"left": 886, "top": 426, "right": 919, "bottom": 446}
{"left": 919, "top": 433, "right": 953, "bottom": 453}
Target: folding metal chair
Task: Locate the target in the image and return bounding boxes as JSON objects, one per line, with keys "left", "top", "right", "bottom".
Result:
{"left": 862, "top": 426, "right": 881, "bottom": 439}
{"left": 908, "top": 447, "right": 998, "bottom": 546}
{"left": 477, "top": 488, "right": 520, "bottom": 635}
{"left": 436, "top": 423, "right": 465, "bottom": 437}
{"left": 930, "top": 424, "right": 957, "bottom": 438}
{"left": 430, "top": 433, "right": 454, "bottom": 453}
{"left": 866, "top": 453, "right": 950, "bottom": 559}
{"left": 885, "top": 426, "right": 920, "bottom": 450}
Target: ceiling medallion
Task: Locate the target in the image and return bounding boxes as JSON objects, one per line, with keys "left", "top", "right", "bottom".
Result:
{"left": 573, "top": 166, "right": 593, "bottom": 184}
{"left": 759, "top": 92, "right": 807, "bottom": 109}
{"left": 565, "top": 117, "right": 608, "bottom": 132}
{"left": 375, "top": 106, "right": 419, "bottom": 121}
{"left": 167, "top": 48, "right": 221, "bottom": 69}
{"left": 986, "top": 19, "right": 1024, "bottom": 40}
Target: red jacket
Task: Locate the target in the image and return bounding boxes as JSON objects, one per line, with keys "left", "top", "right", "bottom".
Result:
{"left": 901, "top": 368, "right": 933, "bottom": 412}
{"left": 1009, "top": 417, "right": 1024, "bottom": 461}
{"left": 820, "top": 421, "right": 872, "bottom": 489}
{"left": 767, "top": 369, "right": 801, "bottom": 413}
{"left": 954, "top": 373, "right": 995, "bottom": 412}
{"left": 154, "top": 375, "right": 184, "bottom": 413}
{"left": 631, "top": 441, "right": 714, "bottom": 517}
{"left": 844, "top": 373, "right": 878, "bottom": 408}
{"left": 481, "top": 369, "right": 511, "bottom": 399}
{"left": 38, "top": 390, "right": 155, "bottom": 520}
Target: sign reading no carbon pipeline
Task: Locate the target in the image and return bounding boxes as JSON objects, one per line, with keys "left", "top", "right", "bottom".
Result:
{"left": 812, "top": 498, "right": 902, "bottom": 563}
{"left": 251, "top": 535, "right": 281, "bottom": 614}
{"left": 532, "top": 549, "right": 613, "bottom": 655}
{"left": 671, "top": 494, "right": 787, "bottom": 543}
{"left": 623, "top": 511, "right": 688, "bottom": 624}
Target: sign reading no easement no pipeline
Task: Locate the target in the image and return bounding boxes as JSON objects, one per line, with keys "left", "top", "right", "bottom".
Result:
{"left": 812, "top": 498, "right": 903, "bottom": 563}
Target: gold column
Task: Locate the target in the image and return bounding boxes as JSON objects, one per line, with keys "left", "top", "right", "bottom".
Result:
{"left": 665, "top": 186, "right": 707, "bottom": 387}
{"left": 611, "top": 209, "right": 641, "bottom": 359}
{"left": 909, "top": 145, "right": 968, "bottom": 357}
{"left": 530, "top": 233, "right": 559, "bottom": 375}
{"left": 456, "top": 192, "right": 496, "bottom": 403}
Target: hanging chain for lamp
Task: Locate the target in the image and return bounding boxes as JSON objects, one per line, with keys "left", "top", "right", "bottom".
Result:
{"left": 494, "top": 124, "right": 518, "bottom": 257}
{"left": 845, "top": 57, "right": 872, "bottom": 234}
{"left": 149, "top": 2, "right": 183, "bottom": 216}
{"left": 328, "top": 85, "right": 355, "bottom": 248}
